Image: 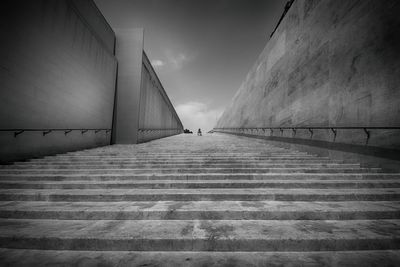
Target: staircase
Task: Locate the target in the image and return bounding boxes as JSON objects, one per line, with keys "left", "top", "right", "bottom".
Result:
{"left": 0, "top": 133, "right": 399, "bottom": 266}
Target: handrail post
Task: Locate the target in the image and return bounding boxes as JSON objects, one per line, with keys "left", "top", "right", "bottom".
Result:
{"left": 14, "top": 130, "right": 24, "bottom": 137}
{"left": 42, "top": 130, "right": 52, "bottom": 136}
{"left": 308, "top": 128, "right": 314, "bottom": 139}
{"left": 364, "top": 128, "right": 370, "bottom": 145}
{"left": 331, "top": 128, "right": 337, "bottom": 142}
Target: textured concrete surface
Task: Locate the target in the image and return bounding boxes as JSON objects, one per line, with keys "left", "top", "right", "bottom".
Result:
{"left": 138, "top": 53, "right": 183, "bottom": 142}
{"left": 0, "top": 188, "right": 399, "bottom": 202}
{"left": 2, "top": 179, "right": 399, "bottom": 189}
{"left": 216, "top": 0, "right": 400, "bottom": 149}
{"left": 112, "top": 28, "right": 144, "bottom": 144}
{"left": 0, "top": 201, "right": 399, "bottom": 220}
{"left": 112, "top": 31, "right": 182, "bottom": 144}
{"left": 2, "top": 173, "right": 399, "bottom": 182}
{"left": 0, "top": 133, "right": 399, "bottom": 265}
{"left": 0, "top": 1, "right": 182, "bottom": 161}
{"left": 1, "top": 219, "right": 400, "bottom": 251}
{"left": 0, "top": 0, "right": 117, "bottom": 162}
{"left": 1, "top": 249, "right": 399, "bottom": 267}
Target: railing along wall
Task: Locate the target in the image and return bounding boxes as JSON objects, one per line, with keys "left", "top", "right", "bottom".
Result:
{"left": 0, "top": 129, "right": 111, "bottom": 138}
{"left": 213, "top": 127, "right": 400, "bottom": 145}
{"left": 137, "top": 128, "right": 183, "bottom": 142}
{"left": 137, "top": 52, "right": 184, "bottom": 143}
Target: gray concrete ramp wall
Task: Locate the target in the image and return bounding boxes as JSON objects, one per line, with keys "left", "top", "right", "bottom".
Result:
{"left": 0, "top": 0, "right": 117, "bottom": 163}
{"left": 112, "top": 28, "right": 144, "bottom": 144}
{"left": 216, "top": 0, "right": 400, "bottom": 150}
{"left": 137, "top": 53, "right": 183, "bottom": 142}
{"left": 112, "top": 30, "right": 183, "bottom": 144}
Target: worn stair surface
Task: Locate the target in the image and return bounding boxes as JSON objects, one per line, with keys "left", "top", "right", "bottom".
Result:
{"left": 0, "top": 133, "right": 399, "bottom": 266}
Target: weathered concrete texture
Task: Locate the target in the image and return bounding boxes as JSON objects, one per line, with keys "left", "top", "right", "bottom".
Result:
{"left": 1, "top": 188, "right": 399, "bottom": 202}
{"left": 112, "top": 32, "right": 183, "bottom": 144}
{"left": 1, "top": 219, "right": 400, "bottom": 251}
{"left": 1, "top": 249, "right": 399, "bottom": 267}
{"left": 112, "top": 28, "right": 144, "bottom": 144}
{"left": 0, "top": 0, "right": 117, "bottom": 162}
{"left": 0, "top": 133, "right": 399, "bottom": 265}
{"left": 0, "top": 201, "right": 399, "bottom": 220}
{"left": 216, "top": 0, "right": 400, "bottom": 149}
{"left": 138, "top": 53, "right": 183, "bottom": 142}
{"left": 69, "top": 0, "right": 115, "bottom": 54}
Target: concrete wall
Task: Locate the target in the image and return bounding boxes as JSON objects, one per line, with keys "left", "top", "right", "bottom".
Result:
{"left": 112, "top": 30, "right": 183, "bottom": 144}
{"left": 216, "top": 0, "right": 400, "bottom": 150}
{"left": 0, "top": 0, "right": 117, "bottom": 162}
{"left": 112, "top": 28, "right": 144, "bottom": 144}
{"left": 138, "top": 53, "right": 183, "bottom": 142}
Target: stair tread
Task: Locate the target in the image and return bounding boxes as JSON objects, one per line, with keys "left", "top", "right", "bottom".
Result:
{"left": 2, "top": 188, "right": 399, "bottom": 194}
{"left": 0, "top": 188, "right": 399, "bottom": 202}
{"left": 0, "top": 219, "right": 399, "bottom": 251}
{"left": 1, "top": 200, "right": 399, "bottom": 213}
{"left": 1, "top": 179, "right": 399, "bottom": 190}
{"left": 1, "top": 249, "right": 400, "bottom": 266}
{"left": 2, "top": 133, "right": 399, "bottom": 256}
{"left": 0, "top": 179, "right": 397, "bottom": 184}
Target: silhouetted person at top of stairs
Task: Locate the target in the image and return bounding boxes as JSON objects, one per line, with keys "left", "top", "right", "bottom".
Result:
{"left": 197, "top": 128, "right": 202, "bottom": 136}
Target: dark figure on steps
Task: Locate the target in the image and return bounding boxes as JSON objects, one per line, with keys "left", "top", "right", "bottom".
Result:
{"left": 197, "top": 128, "right": 202, "bottom": 136}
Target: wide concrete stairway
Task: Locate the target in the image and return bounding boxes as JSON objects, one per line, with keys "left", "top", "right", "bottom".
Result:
{"left": 0, "top": 133, "right": 399, "bottom": 266}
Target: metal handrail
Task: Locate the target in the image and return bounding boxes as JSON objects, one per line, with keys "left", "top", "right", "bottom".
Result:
{"left": 214, "top": 127, "right": 400, "bottom": 130}
{"left": 214, "top": 127, "right": 400, "bottom": 145}
{"left": 0, "top": 128, "right": 111, "bottom": 137}
{"left": 138, "top": 128, "right": 183, "bottom": 132}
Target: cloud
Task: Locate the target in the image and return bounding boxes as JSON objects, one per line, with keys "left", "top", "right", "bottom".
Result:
{"left": 165, "top": 50, "right": 194, "bottom": 70}
{"left": 151, "top": 59, "right": 165, "bottom": 68}
{"left": 176, "top": 101, "right": 223, "bottom": 132}
{"left": 150, "top": 50, "right": 194, "bottom": 71}
{"left": 168, "top": 53, "right": 187, "bottom": 69}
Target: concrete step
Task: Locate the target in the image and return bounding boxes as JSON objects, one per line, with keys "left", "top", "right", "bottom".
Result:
{"left": 1, "top": 132, "right": 399, "bottom": 264}
{"left": 66, "top": 147, "right": 290, "bottom": 150}
{"left": 35, "top": 158, "right": 329, "bottom": 163}
{"left": 0, "top": 167, "right": 382, "bottom": 175}
{"left": 1, "top": 173, "right": 398, "bottom": 181}
{"left": 6, "top": 163, "right": 361, "bottom": 169}
{"left": 0, "top": 188, "right": 399, "bottom": 201}
{"left": 25, "top": 158, "right": 346, "bottom": 164}
{"left": 65, "top": 151, "right": 310, "bottom": 155}
{"left": 49, "top": 154, "right": 320, "bottom": 158}
{"left": 28, "top": 157, "right": 342, "bottom": 163}
{"left": 1, "top": 249, "right": 399, "bottom": 266}
{"left": 0, "top": 219, "right": 399, "bottom": 251}
{"left": 17, "top": 159, "right": 348, "bottom": 164}
{"left": 62, "top": 154, "right": 314, "bottom": 158}
{"left": 48, "top": 153, "right": 318, "bottom": 159}
{"left": 0, "top": 201, "right": 399, "bottom": 220}
{"left": 1, "top": 179, "right": 399, "bottom": 189}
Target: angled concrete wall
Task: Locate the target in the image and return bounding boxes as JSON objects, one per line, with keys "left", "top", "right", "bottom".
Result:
{"left": 112, "top": 30, "right": 183, "bottom": 144}
{"left": 0, "top": 0, "right": 117, "bottom": 162}
{"left": 112, "top": 28, "right": 144, "bottom": 144}
{"left": 216, "top": 0, "right": 400, "bottom": 150}
{"left": 138, "top": 53, "right": 184, "bottom": 142}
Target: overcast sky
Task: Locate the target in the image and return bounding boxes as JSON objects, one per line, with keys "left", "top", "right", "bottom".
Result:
{"left": 95, "top": 0, "right": 287, "bottom": 132}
